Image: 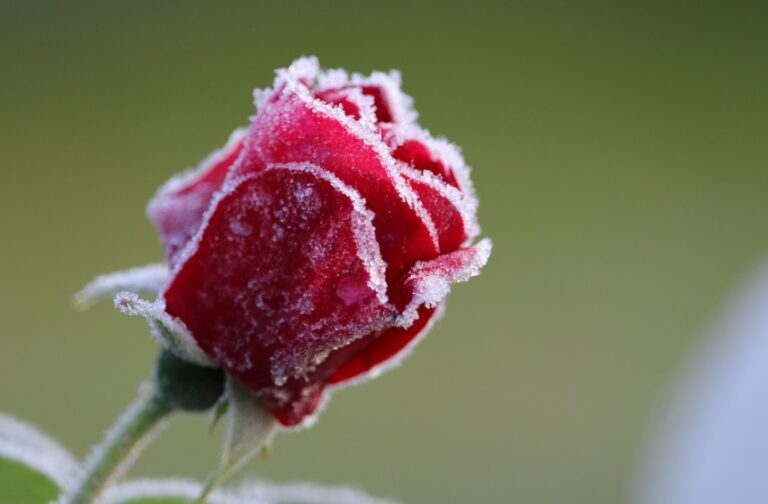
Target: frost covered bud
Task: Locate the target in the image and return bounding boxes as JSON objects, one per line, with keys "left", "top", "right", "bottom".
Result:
{"left": 146, "top": 57, "right": 492, "bottom": 427}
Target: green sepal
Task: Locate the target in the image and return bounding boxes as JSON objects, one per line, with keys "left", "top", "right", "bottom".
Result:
{"left": 154, "top": 349, "right": 225, "bottom": 412}
{"left": 207, "top": 397, "right": 229, "bottom": 434}
{"left": 195, "top": 377, "right": 278, "bottom": 501}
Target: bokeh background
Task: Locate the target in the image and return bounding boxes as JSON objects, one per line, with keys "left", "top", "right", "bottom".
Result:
{"left": 2, "top": 1, "right": 767, "bottom": 503}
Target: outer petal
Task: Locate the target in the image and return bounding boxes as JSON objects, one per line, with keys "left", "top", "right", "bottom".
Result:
{"left": 163, "top": 163, "right": 396, "bottom": 427}
{"left": 322, "top": 240, "right": 492, "bottom": 394}
{"left": 395, "top": 238, "right": 493, "bottom": 321}
{"left": 260, "top": 305, "right": 441, "bottom": 427}
{"left": 147, "top": 129, "right": 246, "bottom": 264}
{"left": 234, "top": 78, "right": 440, "bottom": 289}
{"left": 323, "top": 242, "right": 489, "bottom": 411}
{"left": 327, "top": 305, "right": 441, "bottom": 385}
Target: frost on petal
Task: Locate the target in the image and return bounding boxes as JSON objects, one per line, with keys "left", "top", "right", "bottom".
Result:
{"left": 163, "top": 164, "right": 398, "bottom": 426}
{"left": 401, "top": 166, "right": 480, "bottom": 253}
{"left": 0, "top": 414, "right": 79, "bottom": 489}
{"left": 254, "top": 56, "right": 321, "bottom": 111}
{"left": 396, "top": 238, "right": 492, "bottom": 323}
{"left": 147, "top": 128, "right": 247, "bottom": 264}
{"left": 258, "top": 57, "right": 417, "bottom": 127}
{"left": 315, "top": 87, "right": 377, "bottom": 130}
{"left": 392, "top": 138, "right": 458, "bottom": 187}
{"left": 316, "top": 67, "right": 417, "bottom": 125}
{"left": 323, "top": 244, "right": 491, "bottom": 389}
{"left": 384, "top": 124, "right": 477, "bottom": 200}
{"left": 234, "top": 80, "right": 440, "bottom": 289}
{"left": 326, "top": 305, "right": 441, "bottom": 386}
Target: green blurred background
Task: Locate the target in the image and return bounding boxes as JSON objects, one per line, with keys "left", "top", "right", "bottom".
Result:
{"left": 1, "top": 1, "right": 767, "bottom": 502}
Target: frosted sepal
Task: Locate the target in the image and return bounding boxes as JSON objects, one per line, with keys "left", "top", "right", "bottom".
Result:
{"left": 114, "top": 291, "right": 214, "bottom": 367}
{"left": 198, "top": 376, "right": 278, "bottom": 499}
{"left": 73, "top": 264, "right": 169, "bottom": 310}
{"left": 208, "top": 395, "right": 230, "bottom": 433}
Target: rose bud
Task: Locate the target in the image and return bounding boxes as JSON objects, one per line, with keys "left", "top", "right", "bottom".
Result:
{"left": 139, "top": 57, "right": 492, "bottom": 428}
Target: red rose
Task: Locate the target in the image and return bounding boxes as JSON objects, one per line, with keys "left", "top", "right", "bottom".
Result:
{"left": 147, "top": 57, "right": 492, "bottom": 428}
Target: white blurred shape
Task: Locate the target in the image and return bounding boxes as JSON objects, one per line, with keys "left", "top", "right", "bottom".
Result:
{"left": 102, "top": 477, "right": 399, "bottom": 504}
{"left": 0, "top": 413, "right": 79, "bottom": 488}
{"left": 634, "top": 261, "right": 768, "bottom": 504}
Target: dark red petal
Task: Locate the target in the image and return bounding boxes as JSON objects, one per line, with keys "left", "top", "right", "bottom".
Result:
{"left": 266, "top": 383, "right": 325, "bottom": 428}
{"left": 314, "top": 88, "right": 372, "bottom": 123}
{"left": 163, "top": 163, "right": 395, "bottom": 426}
{"left": 315, "top": 73, "right": 411, "bottom": 125}
{"left": 402, "top": 168, "right": 478, "bottom": 253}
{"left": 383, "top": 125, "right": 479, "bottom": 204}
{"left": 327, "top": 305, "right": 439, "bottom": 385}
{"left": 392, "top": 139, "right": 460, "bottom": 189}
{"left": 317, "top": 241, "right": 492, "bottom": 389}
{"left": 260, "top": 59, "right": 415, "bottom": 126}
{"left": 357, "top": 85, "right": 395, "bottom": 123}
{"left": 232, "top": 84, "right": 440, "bottom": 288}
{"left": 257, "top": 304, "right": 439, "bottom": 426}
{"left": 147, "top": 130, "right": 246, "bottom": 265}
{"left": 315, "top": 84, "right": 398, "bottom": 125}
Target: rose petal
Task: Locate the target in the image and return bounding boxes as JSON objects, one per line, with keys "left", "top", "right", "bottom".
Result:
{"left": 315, "top": 66, "right": 417, "bottom": 125}
{"left": 234, "top": 80, "right": 440, "bottom": 289}
{"left": 395, "top": 238, "right": 493, "bottom": 320}
{"left": 289, "top": 242, "right": 492, "bottom": 411}
{"left": 327, "top": 305, "right": 441, "bottom": 385}
{"left": 401, "top": 166, "right": 480, "bottom": 253}
{"left": 163, "top": 163, "right": 397, "bottom": 426}
{"left": 256, "top": 57, "right": 417, "bottom": 127}
{"left": 260, "top": 305, "right": 440, "bottom": 427}
{"left": 393, "top": 138, "right": 459, "bottom": 188}
{"left": 314, "top": 87, "right": 377, "bottom": 129}
{"left": 384, "top": 124, "right": 477, "bottom": 199}
{"left": 266, "top": 383, "right": 326, "bottom": 428}
{"left": 147, "top": 128, "right": 246, "bottom": 264}
{"left": 358, "top": 84, "right": 395, "bottom": 124}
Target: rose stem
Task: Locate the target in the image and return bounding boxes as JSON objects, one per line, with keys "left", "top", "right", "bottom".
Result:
{"left": 58, "top": 384, "right": 173, "bottom": 504}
